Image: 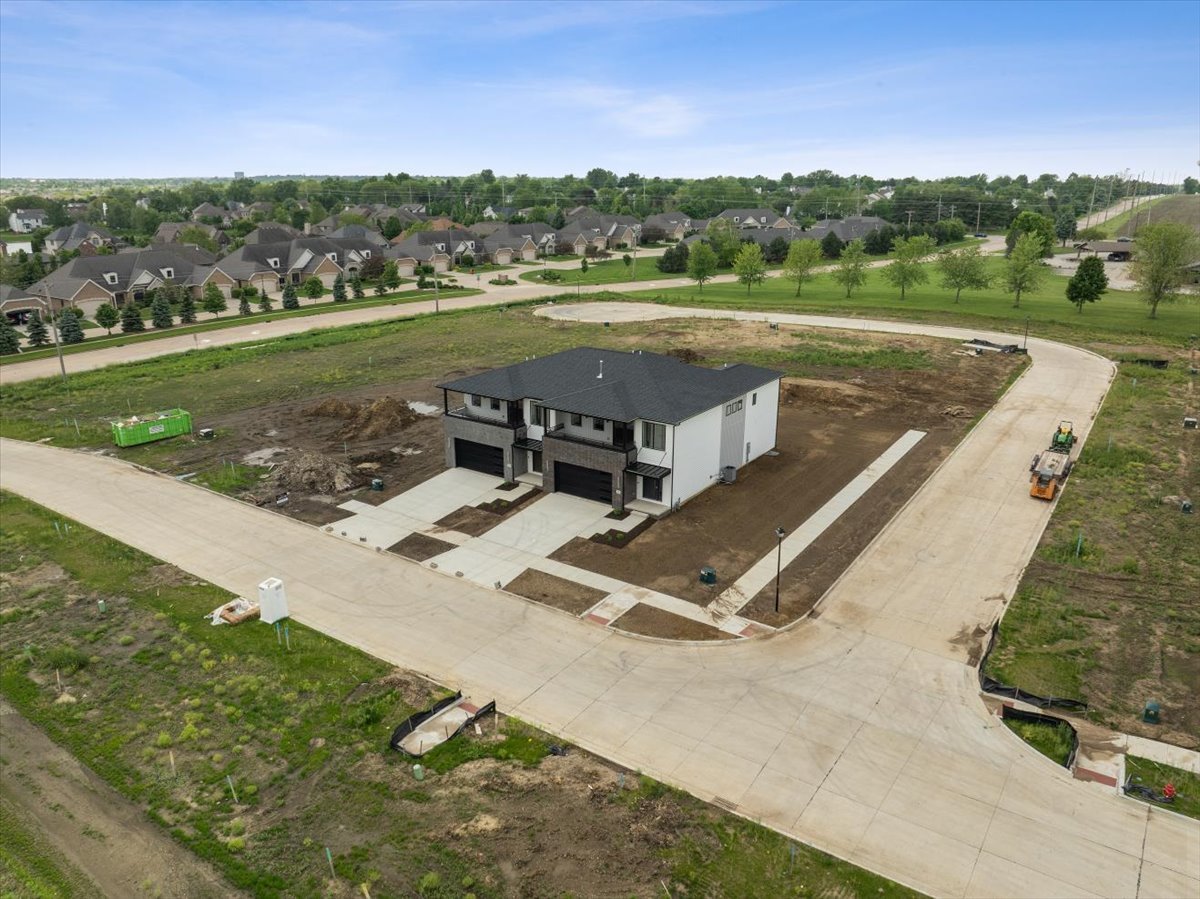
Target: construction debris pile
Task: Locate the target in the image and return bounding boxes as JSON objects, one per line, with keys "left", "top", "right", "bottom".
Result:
{"left": 270, "top": 451, "right": 356, "bottom": 494}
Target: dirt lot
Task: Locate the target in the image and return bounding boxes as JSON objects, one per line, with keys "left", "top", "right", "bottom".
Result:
{"left": 551, "top": 349, "right": 1023, "bottom": 632}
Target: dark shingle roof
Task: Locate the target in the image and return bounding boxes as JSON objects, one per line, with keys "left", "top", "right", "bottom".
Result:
{"left": 439, "top": 347, "right": 780, "bottom": 424}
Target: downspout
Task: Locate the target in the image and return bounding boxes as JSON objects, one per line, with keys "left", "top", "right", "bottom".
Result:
{"left": 669, "top": 423, "right": 677, "bottom": 508}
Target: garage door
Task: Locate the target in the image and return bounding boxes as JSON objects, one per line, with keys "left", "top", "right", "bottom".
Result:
{"left": 554, "top": 461, "right": 612, "bottom": 504}
{"left": 455, "top": 439, "right": 504, "bottom": 476}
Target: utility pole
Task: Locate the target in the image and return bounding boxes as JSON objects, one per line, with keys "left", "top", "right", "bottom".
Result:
{"left": 936, "top": 195, "right": 943, "bottom": 221}
{"left": 41, "top": 286, "right": 68, "bottom": 386}
{"left": 1084, "top": 180, "right": 1097, "bottom": 229}
{"left": 949, "top": 203, "right": 955, "bottom": 221}
{"left": 975, "top": 202, "right": 982, "bottom": 233}
{"left": 906, "top": 209, "right": 914, "bottom": 231}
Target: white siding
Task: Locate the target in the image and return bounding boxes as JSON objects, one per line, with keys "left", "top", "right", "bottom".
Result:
{"left": 743, "top": 380, "right": 780, "bottom": 464}
{"left": 670, "top": 406, "right": 723, "bottom": 506}
{"left": 554, "top": 410, "right": 610, "bottom": 443}
{"left": 466, "top": 395, "right": 508, "bottom": 422}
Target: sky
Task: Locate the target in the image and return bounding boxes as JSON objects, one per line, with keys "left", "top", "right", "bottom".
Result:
{"left": 1, "top": 0, "right": 1197, "bottom": 182}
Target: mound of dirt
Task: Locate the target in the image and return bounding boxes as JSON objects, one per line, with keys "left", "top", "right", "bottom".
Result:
{"left": 782, "top": 378, "right": 871, "bottom": 412}
{"left": 337, "top": 397, "right": 420, "bottom": 440}
{"left": 304, "top": 397, "right": 358, "bottom": 419}
{"left": 271, "top": 451, "right": 356, "bottom": 494}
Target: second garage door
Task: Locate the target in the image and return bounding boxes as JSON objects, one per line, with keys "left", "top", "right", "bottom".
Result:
{"left": 455, "top": 439, "right": 504, "bottom": 477}
{"left": 554, "top": 461, "right": 612, "bottom": 504}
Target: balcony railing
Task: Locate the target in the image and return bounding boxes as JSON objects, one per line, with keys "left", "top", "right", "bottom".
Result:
{"left": 544, "top": 428, "right": 638, "bottom": 462}
{"left": 446, "top": 406, "right": 523, "bottom": 430}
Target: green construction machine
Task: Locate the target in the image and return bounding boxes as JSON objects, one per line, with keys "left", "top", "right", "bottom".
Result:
{"left": 1029, "top": 421, "right": 1077, "bottom": 500}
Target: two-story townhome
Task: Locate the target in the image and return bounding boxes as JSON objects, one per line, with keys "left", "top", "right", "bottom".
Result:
{"left": 437, "top": 348, "right": 781, "bottom": 512}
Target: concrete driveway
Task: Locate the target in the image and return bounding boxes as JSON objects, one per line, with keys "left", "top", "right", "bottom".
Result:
{"left": 3, "top": 309, "right": 1196, "bottom": 898}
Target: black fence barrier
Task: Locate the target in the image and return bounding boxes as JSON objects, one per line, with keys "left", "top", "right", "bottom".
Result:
{"left": 978, "top": 623, "right": 1089, "bottom": 712}
{"left": 389, "top": 692, "right": 498, "bottom": 757}
{"left": 1000, "top": 704, "right": 1080, "bottom": 770}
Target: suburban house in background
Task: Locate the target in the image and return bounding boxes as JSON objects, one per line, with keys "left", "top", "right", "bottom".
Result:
{"left": 26, "top": 246, "right": 233, "bottom": 317}
{"left": 807, "top": 215, "right": 889, "bottom": 242}
{"left": 153, "top": 221, "right": 231, "bottom": 248}
{"left": 0, "top": 283, "right": 39, "bottom": 323}
{"left": 218, "top": 235, "right": 381, "bottom": 295}
{"left": 716, "top": 208, "right": 792, "bottom": 229}
{"left": 438, "top": 348, "right": 781, "bottom": 513}
{"left": 8, "top": 209, "right": 48, "bottom": 233}
{"left": 43, "top": 222, "right": 118, "bottom": 254}
{"left": 642, "top": 213, "right": 693, "bottom": 241}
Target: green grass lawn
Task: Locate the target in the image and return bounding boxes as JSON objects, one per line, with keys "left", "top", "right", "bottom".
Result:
{"left": 623, "top": 256, "right": 1196, "bottom": 350}
{"left": 2, "top": 287, "right": 482, "bottom": 365}
{"left": 520, "top": 257, "right": 654, "bottom": 286}
{"left": 1124, "top": 755, "right": 1200, "bottom": 820}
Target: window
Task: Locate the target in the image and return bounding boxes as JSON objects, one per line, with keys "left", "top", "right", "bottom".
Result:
{"left": 733, "top": 216, "right": 741, "bottom": 223}
{"left": 725, "top": 399, "right": 743, "bottom": 416}
{"left": 160, "top": 267, "right": 174, "bottom": 280}
{"left": 570, "top": 413, "right": 582, "bottom": 427}
{"left": 642, "top": 422, "right": 666, "bottom": 451}
{"left": 470, "top": 395, "right": 481, "bottom": 407}
{"left": 103, "top": 272, "right": 118, "bottom": 285}
{"left": 642, "top": 476, "right": 663, "bottom": 502}
{"left": 268, "top": 257, "right": 280, "bottom": 268}
{"left": 490, "top": 398, "right": 500, "bottom": 411}
{"left": 531, "top": 403, "right": 545, "bottom": 427}
{"left": 592, "top": 416, "right": 605, "bottom": 431}
{"left": 752, "top": 392, "right": 757, "bottom": 406}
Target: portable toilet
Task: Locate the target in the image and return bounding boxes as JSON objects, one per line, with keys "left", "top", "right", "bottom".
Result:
{"left": 258, "top": 577, "right": 290, "bottom": 624}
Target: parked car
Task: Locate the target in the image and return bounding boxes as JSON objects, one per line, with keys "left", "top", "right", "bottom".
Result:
{"left": 1107, "top": 253, "right": 1125, "bottom": 261}
{"left": 973, "top": 232, "right": 988, "bottom": 238}
{"left": 1116, "top": 236, "right": 1133, "bottom": 243}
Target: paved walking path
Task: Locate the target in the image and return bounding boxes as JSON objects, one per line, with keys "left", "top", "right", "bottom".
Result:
{"left": 2, "top": 307, "right": 1196, "bottom": 898}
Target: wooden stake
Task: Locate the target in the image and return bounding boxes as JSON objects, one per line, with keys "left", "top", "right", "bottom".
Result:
{"left": 55, "top": 669, "right": 61, "bottom": 693}
{"left": 325, "top": 847, "right": 336, "bottom": 879}
{"left": 169, "top": 751, "right": 177, "bottom": 779}
{"left": 226, "top": 774, "right": 239, "bottom": 804}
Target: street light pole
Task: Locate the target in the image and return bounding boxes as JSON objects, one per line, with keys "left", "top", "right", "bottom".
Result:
{"left": 773, "top": 527, "right": 786, "bottom": 613}
{"left": 1023, "top": 316, "right": 1030, "bottom": 350}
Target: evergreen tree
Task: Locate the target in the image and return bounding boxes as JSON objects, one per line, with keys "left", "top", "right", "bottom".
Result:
{"left": 381, "top": 261, "right": 401, "bottom": 290}
{"left": 282, "top": 282, "right": 300, "bottom": 309}
{"left": 1066, "top": 255, "right": 1108, "bottom": 313}
{"left": 0, "top": 318, "right": 20, "bottom": 354}
{"left": 332, "top": 273, "right": 347, "bottom": 302}
{"left": 25, "top": 310, "right": 49, "bottom": 347}
{"left": 121, "top": 303, "right": 145, "bottom": 332}
{"left": 238, "top": 293, "right": 252, "bottom": 315}
{"left": 259, "top": 294, "right": 274, "bottom": 313}
{"left": 820, "top": 231, "right": 845, "bottom": 259}
{"left": 150, "top": 292, "right": 174, "bottom": 328}
{"left": 351, "top": 276, "right": 364, "bottom": 299}
{"left": 202, "top": 283, "right": 227, "bottom": 317}
{"left": 58, "top": 308, "right": 84, "bottom": 344}
{"left": 178, "top": 291, "right": 197, "bottom": 324}
{"left": 94, "top": 303, "right": 120, "bottom": 334}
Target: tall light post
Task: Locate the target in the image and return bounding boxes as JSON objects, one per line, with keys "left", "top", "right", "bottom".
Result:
{"left": 773, "top": 526, "right": 786, "bottom": 614}
{"left": 1023, "top": 316, "right": 1030, "bottom": 351}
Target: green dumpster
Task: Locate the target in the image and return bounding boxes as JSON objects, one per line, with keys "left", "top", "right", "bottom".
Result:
{"left": 111, "top": 409, "right": 193, "bottom": 447}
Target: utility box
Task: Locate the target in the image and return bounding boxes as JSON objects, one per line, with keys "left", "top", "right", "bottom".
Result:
{"left": 1142, "top": 701, "right": 1161, "bottom": 724}
{"left": 721, "top": 466, "right": 736, "bottom": 483}
{"left": 699, "top": 566, "right": 716, "bottom": 585}
{"left": 258, "top": 577, "right": 290, "bottom": 624}
{"left": 111, "top": 409, "right": 192, "bottom": 447}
